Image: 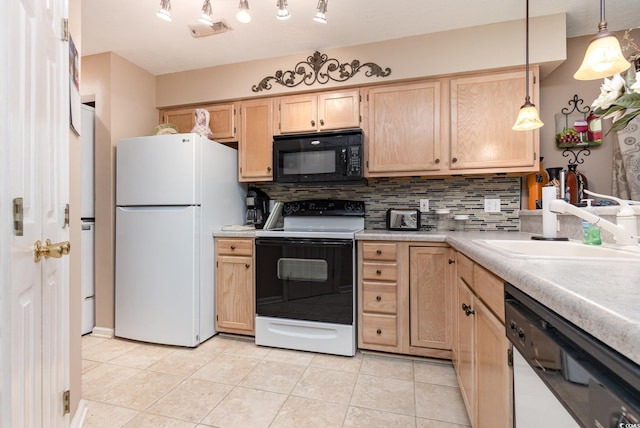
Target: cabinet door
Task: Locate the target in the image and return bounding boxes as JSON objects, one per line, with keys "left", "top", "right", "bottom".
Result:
{"left": 450, "top": 69, "right": 538, "bottom": 172}
{"left": 366, "top": 81, "right": 443, "bottom": 176}
{"left": 207, "top": 103, "right": 236, "bottom": 141}
{"left": 476, "top": 298, "right": 513, "bottom": 428}
{"left": 216, "top": 255, "right": 255, "bottom": 334}
{"left": 278, "top": 94, "right": 317, "bottom": 133}
{"left": 408, "top": 246, "right": 452, "bottom": 350}
{"left": 161, "top": 107, "right": 194, "bottom": 133}
{"left": 456, "top": 277, "right": 476, "bottom": 424}
{"left": 239, "top": 98, "right": 274, "bottom": 182}
{"left": 318, "top": 90, "right": 360, "bottom": 131}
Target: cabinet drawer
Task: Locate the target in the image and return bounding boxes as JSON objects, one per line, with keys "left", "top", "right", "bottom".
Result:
{"left": 216, "top": 239, "right": 253, "bottom": 256}
{"left": 362, "top": 242, "right": 398, "bottom": 261}
{"left": 362, "top": 262, "right": 397, "bottom": 281}
{"left": 473, "top": 264, "right": 505, "bottom": 323}
{"left": 456, "top": 251, "right": 474, "bottom": 287}
{"left": 361, "top": 314, "right": 398, "bottom": 347}
{"left": 362, "top": 282, "right": 397, "bottom": 314}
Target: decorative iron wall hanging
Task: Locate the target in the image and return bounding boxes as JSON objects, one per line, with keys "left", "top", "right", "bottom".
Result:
{"left": 555, "top": 94, "right": 602, "bottom": 164}
{"left": 251, "top": 51, "right": 391, "bottom": 92}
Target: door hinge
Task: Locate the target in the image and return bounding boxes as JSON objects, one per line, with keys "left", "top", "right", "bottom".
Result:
{"left": 63, "top": 204, "right": 70, "bottom": 229}
{"left": 507, "top": 348, "right": 514, "bottom": 367}
{"left": 61, "top": 18, "right": 69, "bottom": 42}
{"left": 62, "top": 390, "right": 70, "bottom": 414}
{"left": 13, "top": 197, "right": 24, "bottom": 236}
{"left": 533, "top": 75, "right": 537, "bottom": 85}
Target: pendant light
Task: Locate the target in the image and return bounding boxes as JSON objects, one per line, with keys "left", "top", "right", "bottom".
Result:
{"left": 513, "top": 0, "right": 544, "bottom": 131}
{"left": 156, "top": 0, "right": 172, "bottom": 22}
{"left": 236, "top": 0, "right": 251, "bottom": 23}
{"left": 574, "top": 0, "right": 630, "bottom": 80}
{"left": 277, "top": 0, "right": 290, "bottom": 20}
{"left": 314, "top": 0, "right": 328, "bottom": 24}
{"left": 199, "top": 0, "right": 214, "bottom": 26}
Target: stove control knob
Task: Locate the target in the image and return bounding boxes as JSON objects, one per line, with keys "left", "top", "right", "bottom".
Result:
{"left": 517, "top": 328, "right": 525, "bottom": 341}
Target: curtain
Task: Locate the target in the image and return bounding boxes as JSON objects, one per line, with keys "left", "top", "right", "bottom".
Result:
{"left": 612, "top": 116, "right": 640, "bottom": 201}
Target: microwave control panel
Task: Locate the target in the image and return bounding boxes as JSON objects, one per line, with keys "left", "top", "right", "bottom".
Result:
{"left": 346, "top": 145, "right": 361, "bottom": 177}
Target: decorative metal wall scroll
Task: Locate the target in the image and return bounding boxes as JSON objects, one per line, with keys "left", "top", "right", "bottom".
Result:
{"left": 555, "top": 94, "right": 601, "bottom": 164}
{"left": 251, "top": 51, "right": 391, "bottom": 92}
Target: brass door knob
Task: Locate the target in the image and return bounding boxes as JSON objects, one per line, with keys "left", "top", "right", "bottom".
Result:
{"left": 34, "top": 239, "right": 71, "bottom": 262}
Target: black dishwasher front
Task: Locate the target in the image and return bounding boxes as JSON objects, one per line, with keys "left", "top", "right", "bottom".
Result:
{"left": 505, "top": 283, "right": 640, "bottom": 427}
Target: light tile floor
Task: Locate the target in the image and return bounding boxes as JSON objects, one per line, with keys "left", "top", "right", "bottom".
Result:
{"left": 82, "top": 334, "right": 471, "bottom": 427}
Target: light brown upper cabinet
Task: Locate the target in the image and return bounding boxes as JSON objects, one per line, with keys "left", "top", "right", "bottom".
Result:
{"left": 276, "top": 89, "right": 360, "bottom": 134}
{"left": 364, "top": 81, "right": 445, "bottom": 177}
{"left": 238, "top": 98, "right": 274, "bottom": 182}
{"left": 160, "top": 103, "right": 238, "bottom": 143}
{"left": 449, "top": 68, "right": 539, "bottom": 173}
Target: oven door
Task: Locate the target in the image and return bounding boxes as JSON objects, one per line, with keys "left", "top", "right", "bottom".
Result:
{"left": 255, "top": 237, "right": 354, "bottom": 325}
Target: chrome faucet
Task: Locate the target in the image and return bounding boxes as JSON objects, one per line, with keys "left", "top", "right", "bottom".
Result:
{"left": 548, "top": 190, "right": 639, "bottom": 247}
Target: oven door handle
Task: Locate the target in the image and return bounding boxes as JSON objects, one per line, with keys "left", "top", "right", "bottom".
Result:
{"left": 256, "top": 238, "right": 353, "bottom": 247}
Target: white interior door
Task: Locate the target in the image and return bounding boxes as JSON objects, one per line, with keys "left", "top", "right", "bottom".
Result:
{"left": 1, "top": 0, "right": 70, "bottom": 426}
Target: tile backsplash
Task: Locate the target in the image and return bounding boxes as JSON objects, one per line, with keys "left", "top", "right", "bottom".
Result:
{"left": 254, "top": 176, "right": 522, "bottom": 231}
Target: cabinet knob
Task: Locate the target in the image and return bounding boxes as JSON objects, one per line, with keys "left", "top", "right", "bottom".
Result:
{"left": 376, "top": 269, "right": 382, "bottom": 275}
{"left": 452, "top": 157, "right": 458, "bottom": 163}
{"left": 267, "top": 166, "right": 272, "bottom": 172}
{"left": 230, "top": 245, "right": 236, "bottom": 250}
{"left": 448, "top": 259, "right": 455, "bottom": 264}
{"left": 376, "top": 295, "right": 382, "bottom": 301}
{"left": 376, "top": 328, "right": 382, "bottom": 335}
{"left": 435, "top": 158, "right": 440, "bottom": 164}
{"left": 320, "top": 119, "right": 325, "bottom": 126}
{"left": 462, "top": 303, "right": 475, "bottom": 316}
{"left": 311, "top": 120, "right": 316, "bottom": 127}
{"left": 376, "top": 249, "right": 382, "bottom": 255}
{"left": 245, "top": 264, "right": 250, "bottom": 269}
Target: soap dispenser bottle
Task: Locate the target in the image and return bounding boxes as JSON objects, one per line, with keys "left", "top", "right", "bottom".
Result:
{"left": 582, "top": 199, "right": 602, "bottom": 245}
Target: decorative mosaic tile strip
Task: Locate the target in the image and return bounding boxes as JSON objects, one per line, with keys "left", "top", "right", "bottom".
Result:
{"left": 253, "top": 176, "right": 521, "bottom": 231}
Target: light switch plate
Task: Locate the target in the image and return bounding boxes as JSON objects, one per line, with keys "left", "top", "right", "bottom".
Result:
{"left": 484, "top": 198, "right": 501, "bottom": 213}
{"left": 419, "top": 199, "right": 429, "bottom": 212}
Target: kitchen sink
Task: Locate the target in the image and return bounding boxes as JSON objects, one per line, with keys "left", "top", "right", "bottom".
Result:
{"left": 473, "top": 239, "right": 640, "bottom": 260}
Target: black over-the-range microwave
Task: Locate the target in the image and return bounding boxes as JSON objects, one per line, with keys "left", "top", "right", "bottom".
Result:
{"left": 272, "top": 129, "right": 363, "bottom": 183}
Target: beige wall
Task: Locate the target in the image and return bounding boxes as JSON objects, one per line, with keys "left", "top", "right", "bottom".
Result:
{"left": 538, "top": 34, "right": 619, "bottom": 196}
{"left": 81, "top": 53, "right": 156, "bottom": 334}
{"left": 156, "top": 14, "right": 566, "bottom": 107}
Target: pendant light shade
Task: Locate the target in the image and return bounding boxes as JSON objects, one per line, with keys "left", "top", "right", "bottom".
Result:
{"left": 157, "top": 0, "right": 172, "bottom": 22}
{"left": 236, "top": 0, "right": 251, "bottom": 23}
{"left": 277, "top": 0, "right": 290, "bottom": 20}
{"left": 314, "top": 0, "right": 328, "bottom": 24}
{"left": 199, "top": 0, "right": 214, "bottom": 26}
{"left": 574, "top": 6, "right": 631, "bottom": 81}
{"left": 513, "top": 0, "right": 543, "bottom": 131}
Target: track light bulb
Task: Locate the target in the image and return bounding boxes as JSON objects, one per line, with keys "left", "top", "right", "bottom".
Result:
{"left": 236, "top": 0, "right": 251, "bottom": 23}
{"left": 314, "top": 0, "right": 328, "bottom": 23}
{"left": 277, "top": 0, "right": 290, "bottom": 20}
{"left": 157, "top": 0, "right": 172, "bottom": 22}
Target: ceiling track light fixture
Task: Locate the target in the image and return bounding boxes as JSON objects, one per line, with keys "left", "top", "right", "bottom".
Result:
{"left": 277, "top": 0, "right": 290, "bottom": 20}
{"left": 574, "top": 0, "right": 630, "bottom": 80}
{"left": 236, "top": 0, "right": 251, "bottom": 24}
{"left": 156, "top": 0, "right": 172, "bottom": 22}
{"left": 314, "top": 0, "right": 328, "bottom": 24}
{"left": 513, "top": 0, "right": 544, "bottom": 131}
{"left": 199, "top": 0, "right": 214, "bottom": 26}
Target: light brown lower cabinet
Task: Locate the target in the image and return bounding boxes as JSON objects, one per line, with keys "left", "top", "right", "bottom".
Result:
{"left": 358, "top": 241, "right": 453, "bottom": 359}
{"left": 214, "top": 237, "right": 255, "bottom": 335}
{"left": 453, "top": 251, "right": 513, "bottom": 428}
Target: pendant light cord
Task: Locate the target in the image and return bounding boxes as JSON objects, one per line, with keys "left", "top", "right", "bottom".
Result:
{"left": 525, "top": 0, "right": 530, "bottom": 103}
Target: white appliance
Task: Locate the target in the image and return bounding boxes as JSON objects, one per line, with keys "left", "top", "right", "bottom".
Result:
{"left": 80, "top": 104, "right": 96, "bottom": 335}
{"left": 115, "top": 133, "right": 246, "bottom": 347}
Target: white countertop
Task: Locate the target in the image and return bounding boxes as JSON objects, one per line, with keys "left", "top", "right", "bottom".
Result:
{"left": 356, "top": 230, "right": 640, "bottom": 366}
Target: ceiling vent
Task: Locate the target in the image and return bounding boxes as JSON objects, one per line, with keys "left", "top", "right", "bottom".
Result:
{"left": 189, "top": 20, "right": 232, "bottom": 38}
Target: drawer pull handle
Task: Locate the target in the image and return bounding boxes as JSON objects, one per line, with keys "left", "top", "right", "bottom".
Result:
{"left": 230, "top": 245, "right": 236, "bottom": 250}
{"left": 376, "top": 249, "right": 382, "bottom": 255}
{"left": 376, "top": 269, "right": 382, "bottom": 275}
{"left": 376, "top": 295, "right": 381, "bottom": 301}
{"left": 376, "top": 328, "right": 382, "bottom": 335}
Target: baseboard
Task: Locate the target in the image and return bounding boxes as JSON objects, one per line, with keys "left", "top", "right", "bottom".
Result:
{"left": 91, "top": 326, "right": 114, "bottom": 338}
{"left": 70, "top": 399, "right": 87, "bottom": 428}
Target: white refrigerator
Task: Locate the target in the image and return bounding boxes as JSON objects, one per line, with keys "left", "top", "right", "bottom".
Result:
{"left": 115, "top": 133, "right": 246, "bottom": 347}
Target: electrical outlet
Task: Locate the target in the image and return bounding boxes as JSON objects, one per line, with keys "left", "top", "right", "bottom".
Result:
{"left": 419, "top": 199, "right": 429, "bottom": 212}
{"left": 484, "top": 198, "right": 501, "bottom": 213}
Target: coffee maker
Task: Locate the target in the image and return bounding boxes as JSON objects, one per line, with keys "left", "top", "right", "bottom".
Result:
{"left": 245, "top": 187, "right": 270, "bottom": 229}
